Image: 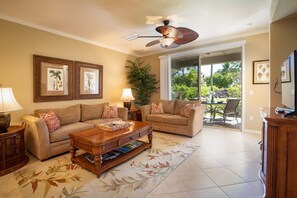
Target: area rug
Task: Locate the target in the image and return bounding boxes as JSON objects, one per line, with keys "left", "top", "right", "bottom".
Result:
{"left": 11, "top": 132, "right": 199, "bottom": 198}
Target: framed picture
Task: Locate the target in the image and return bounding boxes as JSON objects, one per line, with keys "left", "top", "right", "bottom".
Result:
{"left": 253, "top": 60, "right": 270, "bottom": 84}
{"left": 281, "top": 57, "right": 291, "bottom": 83}
{"left": 74, "top": 61, "right": 103, "bottom": 99}
{"left": 33, "top": 55, "right": 74, "bottom": 102}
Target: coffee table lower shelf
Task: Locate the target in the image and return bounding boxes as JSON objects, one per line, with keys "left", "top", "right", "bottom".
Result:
{"left": 72, "top": 141, "right": 151, "bottom": 177}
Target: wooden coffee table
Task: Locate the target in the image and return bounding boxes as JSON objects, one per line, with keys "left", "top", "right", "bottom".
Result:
{"left": 69, "top": 121, "right": 153, "bottom": 177}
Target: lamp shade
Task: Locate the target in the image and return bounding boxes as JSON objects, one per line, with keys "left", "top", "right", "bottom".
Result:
{"left": 0, "top": 88, "right": 23, "bottom": 112}
{"left": 160, "top": 37, "right": 174, "bottom": 47}
{"left": 121, "top": 88, "right": 135, "bottom": 102}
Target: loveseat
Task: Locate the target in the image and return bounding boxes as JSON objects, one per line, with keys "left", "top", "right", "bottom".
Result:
{"left": 22, "top": 103, "right": 128, "bottom": 160}
{"left": 141, "top": 100, "right": 205, "bottom": 137}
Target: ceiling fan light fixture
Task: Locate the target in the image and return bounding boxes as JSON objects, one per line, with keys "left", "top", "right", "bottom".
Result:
{"left": 160, "top": 37, "right": 174, "bottom": 47}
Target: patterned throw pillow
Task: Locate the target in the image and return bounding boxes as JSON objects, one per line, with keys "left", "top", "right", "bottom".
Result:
{"left": 151, "top": 102, "right": 164, "bottom": 114}
{"left": 102, "top": 105, "right": 118, "bottom": 118}
{"left": 39, "top": 111, "right": 61, "bottom": 132}
{"left": 180, "top": 104, "right": 196, "bottom": 118}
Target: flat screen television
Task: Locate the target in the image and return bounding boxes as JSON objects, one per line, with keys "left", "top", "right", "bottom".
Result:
{"left": 281, "top": 50, "right": 297, "bottom": 117}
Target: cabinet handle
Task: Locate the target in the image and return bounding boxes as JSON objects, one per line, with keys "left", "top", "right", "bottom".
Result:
{"left": 258, "top": 141, "right": 263, "bottom": 150}
{"left": 258, "top": 141, "right": 262, "bottom": 144}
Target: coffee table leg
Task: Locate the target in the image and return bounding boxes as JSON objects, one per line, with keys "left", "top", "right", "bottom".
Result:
{"left": 148, "top": 133, "right": 153, "bottom": 148}
{"left": 94, "top": 155, "right": 102, "bottom": 178}
{"left": 70, "top": 145, "right": 76, "bottom": 163}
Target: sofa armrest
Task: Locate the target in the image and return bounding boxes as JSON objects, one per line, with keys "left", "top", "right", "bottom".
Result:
{"left": 188, "top": 104, "right": 206, "bottom": 136}
{"left": 140, "top": 105, "right": 151, "bottom": 121}
{"left": 118, "top": 107, "right": 128, "bottom": 120}
{"left": 22, "top": 115, "right": 50, "bottom": 160}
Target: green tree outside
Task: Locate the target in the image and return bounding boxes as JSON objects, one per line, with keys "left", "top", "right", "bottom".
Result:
{"left": 171, "top": 62, "right": 241, "bottom": 101}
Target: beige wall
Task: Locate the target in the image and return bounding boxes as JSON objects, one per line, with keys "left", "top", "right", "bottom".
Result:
{"left": 0, "top": 19, "right": 134, "bottom": 124}
{"left": 270, "top": 12, "right": 297, "bottom": 107}
{"left": 141, "top": 33, "right": 269, "bottom": 131}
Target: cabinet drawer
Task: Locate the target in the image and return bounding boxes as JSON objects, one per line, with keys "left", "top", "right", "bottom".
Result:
{"left": 103, "top": 141, "right": 118, "bottom": 152}
{"left": 140, "top": 129, "right": 150, "bottom": 137}
{"left": 120, "top": 133, "right": 140, "bottom": 145}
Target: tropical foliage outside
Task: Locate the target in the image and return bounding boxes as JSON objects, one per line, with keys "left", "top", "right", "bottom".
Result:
{"left": 171, "top": 62, "right": 241, "bottom": 101}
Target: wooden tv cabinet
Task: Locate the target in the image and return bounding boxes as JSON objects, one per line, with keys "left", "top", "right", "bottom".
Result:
{"left": 260, "top": 107, "right": 297, "bottom": 198}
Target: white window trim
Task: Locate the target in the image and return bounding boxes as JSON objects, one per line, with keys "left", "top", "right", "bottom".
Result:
{"left": 159, "top": 40, "right": 247, "bottom": 131}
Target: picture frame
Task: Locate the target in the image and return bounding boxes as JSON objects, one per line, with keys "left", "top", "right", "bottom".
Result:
{"left": 253, "top": 60, "right": 270, "bottom": 84}
{"left": 74, "top": 61, "right": 103, "bottom": 99}
{"left": 281, "top": 57, "right": 291, "bottom": 83}
{"left": 33, "top": 55, "right": 74, "bottom": 102}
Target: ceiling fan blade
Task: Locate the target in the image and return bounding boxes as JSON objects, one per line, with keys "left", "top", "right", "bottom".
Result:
{"left": 137, "top": 35, "right": 163, "bottom": 39}
{"left": 161, "top": 42, "right": 180, "bottom": 49}
{"left": 174, "top": 27, "right": 199, "bottom": 45}
{"left": 146, "top": 39, "right": 160, "bottom": 47}
{"left": 156, "top": 25, "right": 183, "bottom": 38}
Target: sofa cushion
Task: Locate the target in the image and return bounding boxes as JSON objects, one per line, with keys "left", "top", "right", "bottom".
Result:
{"left": 146, "top": 114, "right": 172, "bottom": 123}
{"left": 102, "top": 105, "right": 118, "bottom": 118}
{"left": 158, "top": 100, "right": 176, "bottom": 114}
{"left": 39, "top": 111, "right": 60, "bottom": 132}
{"left": 35, "top": 104, "right": 81, "bottom": 126}
{"left": 83, "top": 118, "right": 122, "bottom": 126}
{"left": 174, "top": 100, "right": 201, "bottom": 115}
{"left": 151, "top": 102, "right": 164, "bottom": 114}
{"left": 49, "top": 122, "right": 94, "bottom": 143}
{"left": 164, "top": 115, "right": 188, "bottom": 126}
{"left": 81, "top": 103, "right": 108, "bottom": 121}
{"left": 180, "top": 104, "right": 196, "bottom": 118}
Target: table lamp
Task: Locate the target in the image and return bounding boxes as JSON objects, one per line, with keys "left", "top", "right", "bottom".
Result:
{"left": 121, "top": 88, "right": 135, "bottom": 110}
{"left": 0, "top": 87, "right": 23, "bottom": 133}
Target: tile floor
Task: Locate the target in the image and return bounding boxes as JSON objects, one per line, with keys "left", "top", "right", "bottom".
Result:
{"left": 146, "top": 127, "right": 264, "bottom": 198}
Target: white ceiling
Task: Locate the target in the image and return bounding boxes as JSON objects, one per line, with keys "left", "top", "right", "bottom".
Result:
{"left": 0, "top": 0, "right": 281, "bottom": 57}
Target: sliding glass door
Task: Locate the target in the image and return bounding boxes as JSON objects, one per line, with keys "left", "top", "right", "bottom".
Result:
{"left": 170, "top": 48, "right": 242, "bottom": 130}
{"left": 170, "top": 56, "right": 199, "bottom": 100}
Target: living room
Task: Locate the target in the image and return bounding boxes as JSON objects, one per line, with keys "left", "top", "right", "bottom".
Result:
{"left": 0, "top": 0, "right": 297, "bottom": 197}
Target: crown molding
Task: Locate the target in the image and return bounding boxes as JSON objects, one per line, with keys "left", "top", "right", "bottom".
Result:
{"left": 0, "top": 14, "right": 139, "bottom": 56}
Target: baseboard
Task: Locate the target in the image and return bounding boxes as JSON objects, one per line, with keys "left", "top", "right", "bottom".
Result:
{"left": 242, "top": 129, "right": 261, "bottom": 135}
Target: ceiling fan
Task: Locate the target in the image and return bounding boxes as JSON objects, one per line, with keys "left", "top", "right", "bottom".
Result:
{"left": 136, "top": 20, "right": 199, "bottom": 48}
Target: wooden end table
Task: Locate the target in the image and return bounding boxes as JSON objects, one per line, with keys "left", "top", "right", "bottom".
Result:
{"left": 0, "top": 125, "right": 29, "bottom": 176}
{"left": 69, "top": 121, "right": 152, "bottom": 177}
{"left": 128, "top": 108, "right": 142, "bottom": 121}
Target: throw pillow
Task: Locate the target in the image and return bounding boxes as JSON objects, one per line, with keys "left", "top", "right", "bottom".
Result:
{"left": 102, "top": 105, "right": 118, "bottom": 118}
{"left": 39, "top": 111, "right": 61, "bottom": 132}
{"left": 180, "top": 104, "right": 196, "bottom": 117}
{"left": 151, "top": 102, "right": 164, "bottom": 114}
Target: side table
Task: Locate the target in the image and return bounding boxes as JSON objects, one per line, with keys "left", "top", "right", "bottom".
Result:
{"left": 0, "top": 125, "right": 28, "bottom": 176}
{"left": 128, "top": 108, "right": 142, "bottom": 121}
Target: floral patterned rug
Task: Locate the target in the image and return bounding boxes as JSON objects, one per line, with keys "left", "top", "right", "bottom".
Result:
{"left": 2, "top": 132, "right": 198, "bottom": 198}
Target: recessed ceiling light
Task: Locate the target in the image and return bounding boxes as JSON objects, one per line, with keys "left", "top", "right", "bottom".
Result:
{"left": 247, "top": 23, "right": 253, "bottom": 26}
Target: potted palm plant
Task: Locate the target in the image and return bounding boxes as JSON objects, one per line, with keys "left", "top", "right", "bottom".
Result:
{"left": 125, "top": 58, "right": 158, "bottom": 106}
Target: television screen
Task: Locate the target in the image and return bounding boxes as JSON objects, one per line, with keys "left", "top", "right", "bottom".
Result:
{"left": 281, "top": 50, "right": 296, "bottom": 112}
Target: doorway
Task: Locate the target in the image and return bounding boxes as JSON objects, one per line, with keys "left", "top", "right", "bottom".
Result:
{"left": 201, "top": 48, "right": 242, "bottom": 130}
{"left": 170, "top": 47, "right": 242, "bottom": 130}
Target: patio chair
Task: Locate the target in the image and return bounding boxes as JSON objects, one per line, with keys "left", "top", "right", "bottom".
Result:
{"left": 213, "top": 99, "right": 240, "bottom": 124}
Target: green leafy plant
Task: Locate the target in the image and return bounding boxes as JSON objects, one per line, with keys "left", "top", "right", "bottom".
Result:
{"left": 125, "top": 58, "right": 158, "bottom": 106}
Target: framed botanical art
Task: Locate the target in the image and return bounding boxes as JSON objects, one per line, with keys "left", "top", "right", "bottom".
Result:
{"left": 253, "top": 60, "right": 270, "bottom": 84}
{"left": 281, "top": 57, "right": 291, "bottom": 83}
{"left": 74, "top": 61, "right": 103, "bottom": 99}
{"left": 33, "top": 55, "right": 74, "bottom": 102}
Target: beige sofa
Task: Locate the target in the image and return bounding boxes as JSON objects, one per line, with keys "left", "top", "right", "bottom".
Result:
{"left": 141, "top": 100, "right": 205, "bottom": 137}
{"left": 22, "top": 103, "right": 128, "bottom": 160}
